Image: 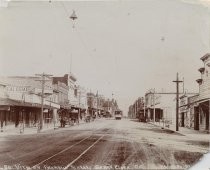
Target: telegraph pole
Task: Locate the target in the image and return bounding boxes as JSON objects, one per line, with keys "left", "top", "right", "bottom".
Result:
{"left": 143, "top": 97, "right": 146, "bottom": 118}
{"left": 96, "top": 91, "right": 99, "bottom": 118}
{"left": 173, "top": 73, "right": 183, "bottom": 131}
{"left": 35, "top": 73, "right": 53, "bottom": 132}
{"left": 78, "top": 88, "right": 81, "bottom": 124}
{"left": 153, "top": 88, "right": 156, "bottom": 123}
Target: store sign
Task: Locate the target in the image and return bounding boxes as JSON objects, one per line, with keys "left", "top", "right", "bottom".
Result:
{"left": 180, "top": 97, "right": 187, "bottom": 106}
{"left": 180, "top": 106, "right": 188, "bottom": 112}
{"left": 154, "top": 95, "right": 161, "bottom": 105}
{"left": 6, "top": 85, "right": 29, "bottom": 92}
{"left": 188, "top": 95, "right": 198, "bottom": 104}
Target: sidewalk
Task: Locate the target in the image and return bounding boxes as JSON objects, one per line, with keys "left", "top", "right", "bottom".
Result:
{"left": 0, "top": 119, "right": 97, "bottom": 136}
{"left": 148, "top": 121, "right": 210, "bottom": 140}
{"left": 0, "top": 124, "right": 59, "bottom": 136}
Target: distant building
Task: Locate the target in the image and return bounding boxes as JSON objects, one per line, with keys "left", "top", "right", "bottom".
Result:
{"left": 87, "top": 92, "right": 97, "bottom": 118}
{"left": 86, "top": 92, "right": 111, "bottom": 118}
{"left": 76, "top": 86, "right": 88, "bottom": 119}
{"left": 53, "top": 73, "right": 78, "bottom": 107}
{"left": 145, "top": 90, "right": 163, "bottom": 122}
{"left": 179, "top": 94, "right": 196, "bottom": 128}
{"left": 128, "top": 97, "right": 144, "bottom": 119}
{"left": 144, "top": 89, "right": 177, "bottom": 125}
{"left": 52, "top": 74, "right": 86, "bottom": 121}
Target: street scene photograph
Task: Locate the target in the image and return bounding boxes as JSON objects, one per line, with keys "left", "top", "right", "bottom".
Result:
{"left": 0, "top": 0, "right": 210, "bottom": 169}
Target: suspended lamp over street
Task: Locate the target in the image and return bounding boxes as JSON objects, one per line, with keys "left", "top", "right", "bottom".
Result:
{"left": 70, "top": 10, "right": 78, "bottom": 28}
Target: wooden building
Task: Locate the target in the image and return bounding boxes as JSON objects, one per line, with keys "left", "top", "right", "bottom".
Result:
{"left": 0, "top": 76, "right": 60, "bottom": 132}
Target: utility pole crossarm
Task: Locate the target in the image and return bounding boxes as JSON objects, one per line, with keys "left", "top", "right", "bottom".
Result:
{"left": 173, "top": 80, "right": 183, "bottom": 83}
{"left": 147, "top": 92, "right": 197, "bottom": 95}
{"left": 35, "top": 73, "right": 53, "bottom": 76}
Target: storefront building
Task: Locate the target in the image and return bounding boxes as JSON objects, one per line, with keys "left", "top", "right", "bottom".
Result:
{"left": 145, "top": 90, "right": 163, "bottom": 122}
{"left": 0, "top": 76, "right": 60, "bottom": 132}
{"left": 182, "top": 53, "right": 210, "bottom": 132}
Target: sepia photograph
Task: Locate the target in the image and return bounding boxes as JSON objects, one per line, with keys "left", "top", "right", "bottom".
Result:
{"left": 0, "top": 0, "right": 210, "bottom": 169}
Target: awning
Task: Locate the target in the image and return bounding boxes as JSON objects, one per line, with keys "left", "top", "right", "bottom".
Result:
{"left": 0, "top": 105, "right": 10, "bottom": 111}
{"left": 0, "top": 98, "right": 20, "bottom": 106}
{"left": 180, "top": 98, "right": 210, "bottom": 108}
{"left": 0, "top": 98, "right": 60, "bottom": 109}
{"left": 60, "top": 104, "right": 71, "bottom": 110}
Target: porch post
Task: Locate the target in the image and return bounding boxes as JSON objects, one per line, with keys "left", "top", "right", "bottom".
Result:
{"left": 0, "top": 111, "right": 3, "bottom": 132}
{"left": 53, "top": 109, "right": 57, "bottom": 129}
{"left": 209, "top": 101, "right": 210, "bottom": 133}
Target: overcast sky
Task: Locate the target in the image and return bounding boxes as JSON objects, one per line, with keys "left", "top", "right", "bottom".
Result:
{"left": 0, "top": 0, "right": 210, "bottom": 113}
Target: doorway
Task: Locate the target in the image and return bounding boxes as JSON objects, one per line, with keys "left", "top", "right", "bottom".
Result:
{"left": 181, "top": 112, "right": 185, "bottom": 127}
{"left": 194, "top": 106, "right": 199, "bottom": 130}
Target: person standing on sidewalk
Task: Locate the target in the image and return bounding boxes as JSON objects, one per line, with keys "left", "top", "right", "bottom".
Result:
{"left": 60, "top": 117, "right": 64, "bottom": 128}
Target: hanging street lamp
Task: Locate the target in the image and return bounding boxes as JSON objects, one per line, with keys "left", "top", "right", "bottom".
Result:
{"left": 70, "top": 10, "right": 78, "bottom": 28}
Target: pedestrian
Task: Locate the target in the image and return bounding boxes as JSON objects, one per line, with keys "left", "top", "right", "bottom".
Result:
{"left": 60, "top": 117, "right": 64, "bottom": 127}
{"left": 63, "top": 117, "right": 66, "bottom": 127}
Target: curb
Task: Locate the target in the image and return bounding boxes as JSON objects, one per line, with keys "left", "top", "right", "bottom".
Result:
{"left": 148, "top": 122, "right": 185, "bottom": 136}
{"left": 0, "top": 118, "right": 103, "bottom": 136}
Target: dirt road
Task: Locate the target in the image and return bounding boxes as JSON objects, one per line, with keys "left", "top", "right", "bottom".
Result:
{"left": 0, "top": 119, "right": 208, "bottom": 169}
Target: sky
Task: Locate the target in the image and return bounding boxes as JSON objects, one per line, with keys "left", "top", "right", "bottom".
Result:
{"left": 0, "top": 0, "right": 210, "bottom": 114}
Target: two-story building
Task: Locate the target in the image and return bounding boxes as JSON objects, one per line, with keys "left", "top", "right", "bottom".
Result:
{"left": 87, "top": 92, "right": 97, "bottom": 118}
{"left": 145, "top": 90, "right": 163, "bottom": 122}
{"left": 128, "top": 97, "right": 144, "bottom": 119}
{"left": 76, "top": 86, "right": 88, "bottom": 120}
{"left": 0, "top": 76, "right": 60, "bottom": 132}
{"left": 188, "top": 53, "right": 210, "bottom": 132}
{"left": 52, "top": 74, "right": 82, "bottom": 121}
{"left": 179, "top": 54, "right": 210, "bottom": 132}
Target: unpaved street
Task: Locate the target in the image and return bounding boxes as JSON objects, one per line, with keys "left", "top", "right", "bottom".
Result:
{"left": 0, "top": 119, "right": 208, "bottom": 169}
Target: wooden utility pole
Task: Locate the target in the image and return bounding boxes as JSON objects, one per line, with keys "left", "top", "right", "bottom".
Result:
{"left": 96, "top": 91, "right": 98, "bottom": 118}
{"left": 35, "top": 73, "right": 53, "bottom": 132}
{"left": 78, "top": 89, "right": 81, "bottom": 124}
{"left": 173, "top": 73, "right": 183, "bottom": 131}
{"left": 153, "top": 88, "right": 156, "bottom": 123}
{"left": 143, "top": 97, "right": 146, "bottom": 121}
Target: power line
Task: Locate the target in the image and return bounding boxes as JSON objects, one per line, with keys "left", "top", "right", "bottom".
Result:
{"left": 60, "top": 1, "right": 70, "bottom": 18}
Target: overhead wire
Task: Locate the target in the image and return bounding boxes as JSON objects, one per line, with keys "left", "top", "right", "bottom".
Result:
{"left": 59, "top": 1, "right": 123, "bottom": 97}
{"left": 34, "top": 1, "right": 58, "bottom": 75}
{"left": 60, "top": 1, "right": 95, "bottom": 59}
{"left": 59, "top": 1, "right": 75, "bottom": 74}
{"left": 60, "top": 1, "right": 70, "bottom": 17}
{"left": 74, "top": 28, "right": 95, "bottom": 59}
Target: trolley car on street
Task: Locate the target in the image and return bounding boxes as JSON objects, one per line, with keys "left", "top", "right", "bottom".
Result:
{"left": 114, "top": 109, "right": 123, "bottom": 120}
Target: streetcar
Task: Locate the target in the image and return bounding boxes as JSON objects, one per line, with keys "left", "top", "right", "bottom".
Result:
{"left": 114, "top": 109, "right": 123, "bottom": 120}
